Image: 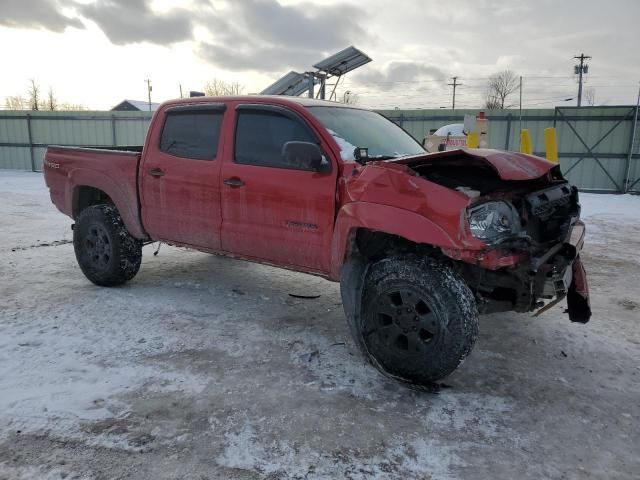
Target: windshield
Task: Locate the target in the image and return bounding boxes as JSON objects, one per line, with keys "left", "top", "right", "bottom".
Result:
{"left": 307, "top": 106, "right": 425, "bottom": 161}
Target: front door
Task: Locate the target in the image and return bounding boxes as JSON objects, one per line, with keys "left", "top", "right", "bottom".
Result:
{"left": 140, "top": 105, "right": 225, "bottom": 249}
{"left": 220, "top": 105, "right": 336, "bottom": 272}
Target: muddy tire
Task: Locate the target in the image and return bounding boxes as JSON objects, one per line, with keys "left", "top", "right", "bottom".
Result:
{"left": 346, "top": 255, "right": 478, "bottom": 386}
{"left": 73, "top": 204, "right": 142, "bottom": 286}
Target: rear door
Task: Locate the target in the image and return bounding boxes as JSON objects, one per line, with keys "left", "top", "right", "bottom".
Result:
{"left": 140, "top": 104, "right": 226, "bottom": 249}
{"left": 220, "top": 104, "right": 337, "bottom": 272}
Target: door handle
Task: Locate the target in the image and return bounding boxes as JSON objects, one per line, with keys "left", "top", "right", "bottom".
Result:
{"left": 148, "top": 168, "right": 165, "bottom": 178}
{"left": 223, "top": 177, "right": 245, "bottom": 188}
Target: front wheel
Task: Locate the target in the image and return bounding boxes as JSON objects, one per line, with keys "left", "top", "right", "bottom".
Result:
{"left": 73, "top": 204, "right": 142, "bottom": 286}
{"left": 345, "top": 255, "right": 479, "bottom": 386}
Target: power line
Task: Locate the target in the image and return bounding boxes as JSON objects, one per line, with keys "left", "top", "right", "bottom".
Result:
{"left": 341, "top": 74, "right": 627, "bottom": 88}
{"left": 351, "top": 82, "right": 636, "bottom": 93}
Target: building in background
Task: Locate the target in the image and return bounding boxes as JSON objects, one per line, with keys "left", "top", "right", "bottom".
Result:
{"left": 111, "top": 99, "right": 159, "bottom": 112}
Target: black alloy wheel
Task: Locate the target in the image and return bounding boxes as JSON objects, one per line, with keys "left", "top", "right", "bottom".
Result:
{"left": 83, "top": 223, "right": 113, "bottom": 271}
{"left": 354, "top": 256, "right": 479, "bottom": 386}
{"left": 368, "top": 287, "right": 442, "bottom": 357}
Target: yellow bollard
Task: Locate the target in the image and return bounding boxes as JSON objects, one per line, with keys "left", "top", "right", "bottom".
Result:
{"left": 520, "top": 129, "right": 532, "bottom": 154}
{"left": 466, "top": 131, "right": 479, "bottom": 148}
{"left": 544, "top": 127, "right": 559, "bottom": 163}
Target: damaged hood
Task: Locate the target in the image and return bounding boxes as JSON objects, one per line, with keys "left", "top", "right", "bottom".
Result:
{"left": 388, "top": 148, "right": 555, "bottom": 181}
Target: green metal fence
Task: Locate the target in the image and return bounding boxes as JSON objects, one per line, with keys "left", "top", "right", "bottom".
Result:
{"left": 380, "top": 105, "right": 640, "bottom": 193}
{"left": 1, "top": 106, "right": 638, "bottom": 193}
{"left": 0, "top": 111, "right": 152, "bottom": 171}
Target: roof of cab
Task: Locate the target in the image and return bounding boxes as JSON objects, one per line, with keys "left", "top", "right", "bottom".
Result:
{"left": 159, "top": 95, "right": 364, "bottom": 110}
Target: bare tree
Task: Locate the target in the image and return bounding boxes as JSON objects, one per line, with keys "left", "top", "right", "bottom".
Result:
{"left": 203, "top": 79, "right": 244, "bottom": 96}
{"left": 28, "top": 79, "right": 41, "bottom": 110}
{"left": 47, "top": 87, "right": 57, "bottom": 111}
{"left": 5, "top": 83, "right": 87, "bottom": 110}
{"left": 5, "top": 96, "right": 27, "bottom": 109}
{"left": 485, "top": 70, "right": 519, "bottom": 109}
{"left": 584, "top": 88, "right": 596, "bottom": 106}
{"left": 484, "top": 95, "right": 503, "bottom": 110}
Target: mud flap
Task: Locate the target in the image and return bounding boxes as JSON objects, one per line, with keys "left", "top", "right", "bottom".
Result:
{"left": 567, "top": 256, "right": 591, "bottom": 323}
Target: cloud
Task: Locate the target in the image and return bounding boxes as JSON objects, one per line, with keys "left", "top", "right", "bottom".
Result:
{"left": 0, "top": 0, "right": 83, "bottom": 32}
{"left": 196, "top": 0, "right": 372, "bottom": 73}
{"left": 232, "top": 0, "right": 367, "bottom": 52}
{"left": 1, "top": 0, "right": 371, "bottom": 73}
{"left": 77, "top": 0, "right": 194, "bottom": 45}
{"left": 74, "top": 0, "right": 371, "bottom": 72}
{"left": 198, "top": 44, "right": 317, "bottom": 72}
{"left": 355, "top": 62, "right": 447, "bottom": 91}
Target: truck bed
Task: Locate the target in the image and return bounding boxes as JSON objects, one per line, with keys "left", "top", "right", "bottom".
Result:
{"left": 43, "top": 145, "right": 146, "bottom": 238}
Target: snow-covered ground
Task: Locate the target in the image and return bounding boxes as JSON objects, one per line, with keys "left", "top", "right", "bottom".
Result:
{"left": 580, "top": 192, "right": 640, "bottom": 220}
{"left": 1, "top": 170, "right": 639, "bottom": 479}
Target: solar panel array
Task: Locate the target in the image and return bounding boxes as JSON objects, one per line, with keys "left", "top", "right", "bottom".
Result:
{"left": 260, "top": 46, "right": 371, "bottom": 97}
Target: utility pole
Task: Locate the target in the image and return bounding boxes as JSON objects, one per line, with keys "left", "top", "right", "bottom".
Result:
{"left": 448, "top": 76, "right": 461, "bottom": 110}
{"left": 573, "top": 53, "right": 591, "bottom": 107}
{"left": 145, "top": 78, "right": 152, "bottom": 111}
{"left": 519, "top": 75, "right": 523, "bottom": 133}
{"left": 179, "top": 84, "right": 183, "bottom": 99}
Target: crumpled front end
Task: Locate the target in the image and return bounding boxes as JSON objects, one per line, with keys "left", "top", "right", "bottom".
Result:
{"left": 343, "top": 150, "right": 592, "bottom": 323}
{"left": 447, "top": 183, "right": 592, "bottom": 323}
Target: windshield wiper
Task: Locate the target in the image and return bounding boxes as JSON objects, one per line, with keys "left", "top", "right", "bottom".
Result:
{"left": 369, "top": 154, "right": 401, "bottom": 160}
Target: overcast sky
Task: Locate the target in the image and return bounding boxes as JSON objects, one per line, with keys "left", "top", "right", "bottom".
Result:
{"left": 1, "top": 0, "right": 639, "bottom": 110}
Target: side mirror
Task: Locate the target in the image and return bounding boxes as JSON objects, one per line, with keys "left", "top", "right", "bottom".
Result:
{"left": 282, "top": 141, "right": 326, "bottom": 172}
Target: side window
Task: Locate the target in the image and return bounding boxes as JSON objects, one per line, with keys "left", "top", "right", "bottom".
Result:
{"left": 160, "top": 110, "right": 223, "bottom": 160}
{"left": 234, "top": 110, "right": 317, "bottom": 169}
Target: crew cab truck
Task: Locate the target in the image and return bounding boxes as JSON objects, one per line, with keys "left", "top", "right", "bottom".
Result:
{"left": 43, "top": 96, "right": 591, "bottom": 388}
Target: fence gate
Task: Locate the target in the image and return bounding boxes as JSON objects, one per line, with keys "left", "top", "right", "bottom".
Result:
{"left": 554, "top": 106, "right": 639, "bottom": 193}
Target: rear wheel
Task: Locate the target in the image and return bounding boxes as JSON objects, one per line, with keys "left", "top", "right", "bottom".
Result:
{"left": 346, "top": 255, "right": 479, "bottom": 386}
{"left": 73, "top": 204, "right": 142, "bottom": 286}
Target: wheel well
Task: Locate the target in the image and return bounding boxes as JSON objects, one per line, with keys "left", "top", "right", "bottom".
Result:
{"left": 73, "top": 186, "right": 113, "bottom": 218}
{"left": 351, "top": 229, "right": 528, "bottom": 315}
{"left": 353, "top": 229, "right": 439, "bottom": 262}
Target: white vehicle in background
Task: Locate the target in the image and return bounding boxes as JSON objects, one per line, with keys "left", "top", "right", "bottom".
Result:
{"left": 423, "top": 123, "right": 467, "bottom": 152}
{"left": 422, "top": 113, "right": 490, "bottom": 152}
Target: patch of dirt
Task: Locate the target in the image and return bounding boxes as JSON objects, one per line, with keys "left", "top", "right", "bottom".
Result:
{"left": 617, "top": 298, "right": 639, "bottom": 311}
{"left": 11, "top": 239, "right": 72, "bottom": 251}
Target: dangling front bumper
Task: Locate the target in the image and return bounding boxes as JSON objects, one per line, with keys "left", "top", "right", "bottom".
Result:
{"left": 567, "top": 254, "right": 591, "bottom": 323}
{"left": 533, "top": 220, "right": 591, "bottom": 322}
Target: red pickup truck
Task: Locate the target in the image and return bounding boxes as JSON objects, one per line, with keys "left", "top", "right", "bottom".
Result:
{"left": 43, "top": 96, "right": 591, "bottom": 388}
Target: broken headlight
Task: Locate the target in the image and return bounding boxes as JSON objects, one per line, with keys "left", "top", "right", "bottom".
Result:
{"left": 468, "top": 201, "right": 520, "bottom": 242}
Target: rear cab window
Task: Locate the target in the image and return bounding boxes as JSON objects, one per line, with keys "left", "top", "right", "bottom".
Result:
{"left": 160, "top": 106, "right": 224, "bottom": 160}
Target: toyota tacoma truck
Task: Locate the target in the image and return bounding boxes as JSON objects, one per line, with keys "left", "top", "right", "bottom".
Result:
{"left": 43, "top": 96, "right": 591, "bottom": 388}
